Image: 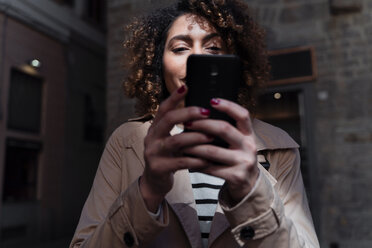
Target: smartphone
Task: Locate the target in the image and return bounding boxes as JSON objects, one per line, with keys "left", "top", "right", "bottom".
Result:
{"left": 185, "top": 54, "right": 242, "bottom": 147}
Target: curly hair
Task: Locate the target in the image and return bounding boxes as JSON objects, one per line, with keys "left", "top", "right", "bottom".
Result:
{"left": 123, "top": 0, "right": 270, "bottom": 116}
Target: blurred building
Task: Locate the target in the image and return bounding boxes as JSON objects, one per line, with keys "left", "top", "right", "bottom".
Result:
{"left": 0, "top": 0, "right": 106, "bottom": 246}
{"left": 107, "top": 0, "right": 372, "bottom": 247}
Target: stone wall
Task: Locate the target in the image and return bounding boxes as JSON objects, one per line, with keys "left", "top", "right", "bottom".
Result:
{"left": 106, "top": 1, "right": 372, "bottom": 247}
{"left": 245, "top": 0, "right": 372, "bottom": 247}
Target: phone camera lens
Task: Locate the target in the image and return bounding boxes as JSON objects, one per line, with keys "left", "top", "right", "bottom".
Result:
{"left": 210, "top": 64, "right": 218, "bottom": 77}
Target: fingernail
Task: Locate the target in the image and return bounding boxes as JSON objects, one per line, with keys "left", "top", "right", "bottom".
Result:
{"left": 210, "top": 98, "right": 220, "bottom": 105}
{"left": 200, "top": 108, "right": 210, "bottom": 116}
{"left": 184, "top": 121, "right": 192, "bottom": 127}
{"left": 177, "top": 85, "right": 186, "bottom": 94}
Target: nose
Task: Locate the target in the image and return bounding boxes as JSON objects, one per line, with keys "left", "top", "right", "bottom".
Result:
{"left": 191, "top": 44, "right": 203, "bottom": 55}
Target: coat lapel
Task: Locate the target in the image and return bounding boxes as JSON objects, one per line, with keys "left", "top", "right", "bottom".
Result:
{"left": 129, "top": 122, "right": 203, "bottom": 248}
{"left": 165, "top": 169, "right": 203, "bottom": 248}
{"left": 167, "top": 125, "right": 203, "bottom": 247}
{"left": 208, "top": 203, "right": 230, "bottom": 246}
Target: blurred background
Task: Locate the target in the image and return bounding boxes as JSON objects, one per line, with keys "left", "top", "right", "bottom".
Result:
{"left": 0, "top": 0, "right": 371, "bottom": 247}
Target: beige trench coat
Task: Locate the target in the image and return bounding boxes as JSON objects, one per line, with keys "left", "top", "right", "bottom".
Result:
{"left": 70, "top": 118, "right": 320, "bottom": 248}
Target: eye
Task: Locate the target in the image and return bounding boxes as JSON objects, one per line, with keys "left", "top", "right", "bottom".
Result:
{"left": 172, "top": 47, "right": 189, "bottom": 54}
{"left": 208, "top": 46, "right": 221, "bottom": 51}
{"left": 207, "top": 46, "right": 222, "bottom": 54}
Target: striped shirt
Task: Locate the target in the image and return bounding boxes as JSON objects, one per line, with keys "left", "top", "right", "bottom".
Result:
{"left": 189, "top": 171, "right": 225, "bottom": 248}
{"left": 171, "top": 125, "right": 225, "bottom": 247}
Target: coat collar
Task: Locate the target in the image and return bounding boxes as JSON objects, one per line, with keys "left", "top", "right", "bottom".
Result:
{"left": 166, "top": 170, "right": 203, "bottom": 248}
{"left": 252, "top": 119, "right": 299, "bottom": 151}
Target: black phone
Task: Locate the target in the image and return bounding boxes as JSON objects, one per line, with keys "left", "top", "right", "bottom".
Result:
{"left": 185, "top": 54, "right": 242, "bottom": 147}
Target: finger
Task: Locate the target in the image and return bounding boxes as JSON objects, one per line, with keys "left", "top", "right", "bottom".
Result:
{"left": 150, "top": 156, "right": 211, "bottom": 174}
{"left": 163, "top": 132, "right": 213, "bottom": 153}
{"left": 154, "top": 106, "right": 210, "bottom": 137}
{"left": 182, "top": 144, "right": 255, "bottom": 165}
{"left": 153, "top": 85, "right": 187, "bottom": 125}
{"left": 210, "top": 98, "right": 253, "bottom": 135}
{"left": 186, "top": 119, "right": 244, "bottom": 148}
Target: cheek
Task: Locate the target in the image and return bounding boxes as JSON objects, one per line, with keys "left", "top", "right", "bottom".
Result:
{"left": 162, "top": 54, "right": 186, "bottom": 91}
{"left": 163, "top": 54, "right": 175, "bottom": 78}
{"left": 163, "top": 54, "right": 184, "bottom": 77}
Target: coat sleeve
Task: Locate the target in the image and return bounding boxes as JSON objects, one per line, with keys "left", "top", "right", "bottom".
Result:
{"left": 69, "top": 126, "right": 169, "bottom": 248}
{"left": 218, "top": 148, "right": 320, "bottom": 247}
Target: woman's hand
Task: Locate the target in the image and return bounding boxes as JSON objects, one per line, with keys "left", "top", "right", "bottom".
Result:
{"left": 182, "top": 98, "right": 259, "bottom": 204}
{"left": 140, "top": 85, "right": 213, "bottom": 212}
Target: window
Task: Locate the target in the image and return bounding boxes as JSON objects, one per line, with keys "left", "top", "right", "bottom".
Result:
{"left": 7, "top": 69, "right": 43, "bottom": 133}
{"left": 3, "top": 68, "right": 44, "bottom": 202}
{"left": 268, "top": 46, "right": 317, "bottom": 86}
{"left": 2, "top": 139, "right": 41, "bottom": 202}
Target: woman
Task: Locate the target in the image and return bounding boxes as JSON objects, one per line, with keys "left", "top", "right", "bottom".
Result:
{"left": 70, "top": 0, "right": 320, "bottom": 247}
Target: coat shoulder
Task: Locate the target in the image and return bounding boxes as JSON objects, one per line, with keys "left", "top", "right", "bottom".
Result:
{"left": 253, "top": 119, "right": 299, "bottom": 151}
{"left": 110, "top": 120, "right": 151, "bottom": 147}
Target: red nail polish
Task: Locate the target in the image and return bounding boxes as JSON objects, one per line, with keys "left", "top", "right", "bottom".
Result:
{"left": 177, "top": 85, "right": 186, "bottom": 94}
{"left": 200, "top": 108, "right": 210, "bottom": 116}
{"left": 210, "top": 98, "right": 220, "bottom": 105}
{"left": 184, "top": 121, "right": 192, "bottom": 127}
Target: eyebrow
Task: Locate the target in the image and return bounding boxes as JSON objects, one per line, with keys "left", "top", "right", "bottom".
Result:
{"left": 167, "top": 33, "right": 221, "bottom": 46}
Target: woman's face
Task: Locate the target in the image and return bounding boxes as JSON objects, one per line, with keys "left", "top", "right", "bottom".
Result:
{"left": 163, "top": 14, "right": 227, "bottom": 94}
